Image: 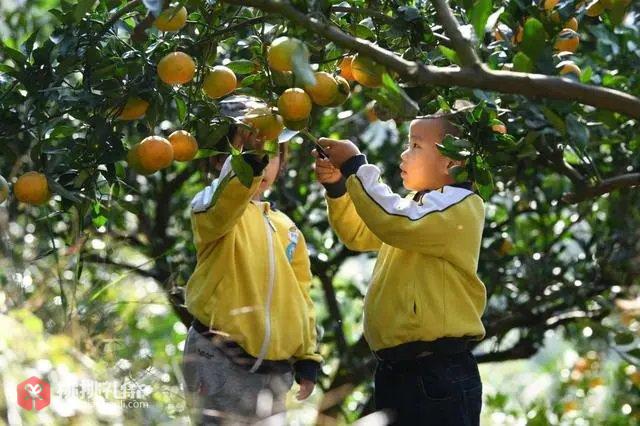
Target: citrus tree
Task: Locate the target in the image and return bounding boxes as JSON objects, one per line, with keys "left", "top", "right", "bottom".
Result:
{"left": 1, "top": 0, "right": 639, "bottom": 423}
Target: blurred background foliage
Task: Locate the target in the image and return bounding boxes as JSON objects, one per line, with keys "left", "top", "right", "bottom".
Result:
{"left": 0, "top": 0, "right": 639, "bottom": 424}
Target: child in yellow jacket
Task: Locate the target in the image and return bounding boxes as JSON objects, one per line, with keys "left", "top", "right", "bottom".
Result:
{"left": 183, "top": 126, "right": 321, "bottom": 425}
{"left": 313, "top": 112, "right": 486, "bottom": 426}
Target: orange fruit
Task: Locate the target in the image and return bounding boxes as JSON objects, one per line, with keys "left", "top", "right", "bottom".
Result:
{"left": 588, "top": 377, "right": 604, "bottom": 388}
{"left": 278, "top": 88, "right": 312, "bottom": 121}
{"left": 558, "top": 60, "right": 581, "bottom": 76}
{"left": 304, "top": 72, "right": 339, "bottom": 106}
{"left": 137, "top": 136, "right": 174, "bottom": 171}
{"left": 492, "top": 123, "right": 507, "bottom": 134}
{"left": 202, "top": 65, "right": 237, "bottom": 99}
{"left": 157, "top": 52, "right": 196, "bottom": 85}
{"left": 328, "top": 75, "right": 351, "bottom": 107}
{"left": 630, "top": 371, "right": 640, "bottom": 387}
{"left": 586, "top": 0, "right": 605, "bottom": 16}
{"left": 351, "top": 54, "right": 386, "bottom": 88}
{"left": 14, "top": 172, "right": 50, "bottom": 205}
{"left": 117, "top": 97, "right": 149, "bottom": 120}
{"left": 494, "top": 28, "right": 505, "bottom": 41}
{"left": 543, "top": 0, "right": 559, "bottom": 10}
{"left": 154, "top": 6, "right": 188, "bottom": 32}
{"left": 168, "top": 130, "right": 198, "bottom": 161}
{"left": 338, "top": 56, "right": 355, "bottom": 81}
{"left": 0, "top": 175, "right": 9, "bottom": 203}
{"left": 267, "top": 37, "right": 309, "bottom": 72}
{"left": 243, "top": 108, "right": 284, "bottom": 141}
{"left": 554, "top": 29, "right": 579, "bottom": 52}
{"left": 565, "top": 17, "right": 579, "bottom": 31}
{"left": 127, "top": 144, "right": 156, "bottom": 175}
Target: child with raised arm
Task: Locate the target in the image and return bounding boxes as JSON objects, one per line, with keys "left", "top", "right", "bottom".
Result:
{"left": 314, "top": 112, "right": 486, "bottom": 425}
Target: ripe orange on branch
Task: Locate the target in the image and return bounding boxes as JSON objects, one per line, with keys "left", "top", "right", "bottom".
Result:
{"left": 117, "top": 97, "right": 149, "bottom": 121}
{"left": 14, "top": 172, "right": 51, "bottom": 205}
{"left": 328, "top": 75, "right": 351, "bottom": 107}
{"left": 202, "top": 66, "right": 237, "bottom": 99}
{"left": 157, "top": 52, "right": 196, "bottom": 85}
{"left": 304, "top": 72, "right": 339, "bottom": 106}
{"left": 168, "top": 130, "right": 199, "bottom": 161}
{"left": 136, "top": 136, "right": 174, "bottom": 172}
{"left": 351, "top": 54, "right": 386, "bottom": 88}
{"left": 243, "top": 108, "right": 285, "bottom": 141}
{"left": 278, "top": 88, "right": 312, "bottom": 121}
{"left": 154, "top": 6, "right": 188, "bottom": 32}
{"left": 338, "top": 56, "right": 355, "bottom": 81}
{"left": 267, "top": 37, "right": 309, "bottom": 72}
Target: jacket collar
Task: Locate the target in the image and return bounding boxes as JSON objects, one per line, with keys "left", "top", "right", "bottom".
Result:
{"left": 412, "top": 181, "right": 474, "bottom": 202}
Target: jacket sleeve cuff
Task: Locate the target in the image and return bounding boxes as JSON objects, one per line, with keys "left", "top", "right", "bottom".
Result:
{"left": 340, "top": 154, "right": 367, "bottom": 178}
{"left": 322, "top": 177, "right": 347, "bottom": 198}
{"left": 293, "top": 360, "right": 320, "bottom": 384}
{"left": 243, "top": 153, "right": 269, "bottom": 176}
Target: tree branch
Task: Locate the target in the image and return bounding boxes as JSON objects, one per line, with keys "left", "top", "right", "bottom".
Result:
{"left": 330, "top": 6, "right": 396, "bottom": 25}
{"left": 82, "top": 253, "right": 161, "bottom": 280}
{"left": 563, "top": 173, "right": 640, "bottom": 203}
{"left": 221, "top": 0, "right": 640, "bottom": 120}
{"left": 430, "top": 0, "right": 481, "bottom": 68}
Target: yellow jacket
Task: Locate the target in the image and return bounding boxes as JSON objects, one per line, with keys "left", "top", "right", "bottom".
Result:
{"left": 325, "top": 155, "right": 487, "bottom": 352}
{"left": 186, "top": 156, "right": 322, "bottom": 369}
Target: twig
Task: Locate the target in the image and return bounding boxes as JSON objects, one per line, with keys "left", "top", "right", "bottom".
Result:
{"left": 563, "top": 173, "right": 640, "bottom": 203}
{"left": 430, "top": 0, "right": 481, "bottom": 68}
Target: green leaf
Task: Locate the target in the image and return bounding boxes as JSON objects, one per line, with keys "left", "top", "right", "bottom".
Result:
{"left": 194, "top": 149, "right": 227, "bottom": 159}
{"left": 439, "top": 46, "right": 461, "bottom": 65}
{"left": 231, "top": 154, "right": 254, "bottom": 188}
{"left": 1, "top": 45, "right": 27, "bottom": 66}
{"left": 470, "top": 0, "right": 493, "bottom": 40}
{"left": 614, "top": 332, "right": 635, "bottom": 346}
{"left": 291, "top": 42, "right": 315, "bottom": 87}
{"left": 520, "top": 18, "right": 547, "bottom": 60}
{"left": 175, "top": 97, "right": 187, "bottom": 123}
{"left": 226, "top": 59, "right": 256, "bottom": 74}
{"left": 513, "top": 52, "right": 534, "bottom": 72}
{"left": 73, "top": 0, "right": 95, "bottom": 22}
{"left": 354, "top": 24, "right": 376, "bottom": 40}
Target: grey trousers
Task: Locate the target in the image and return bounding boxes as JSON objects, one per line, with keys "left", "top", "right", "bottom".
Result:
{"left": 182, "top": 327, "right": 294, "bottom": 425}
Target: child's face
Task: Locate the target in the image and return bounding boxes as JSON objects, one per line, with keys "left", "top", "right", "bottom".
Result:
{"left": 257, "top": 153, "right": 281, "bottom": 196}
{"left": 400, "top": 118, "right": 456, "bottom": 191}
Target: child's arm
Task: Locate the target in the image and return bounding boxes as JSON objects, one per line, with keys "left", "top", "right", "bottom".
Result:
{"left": 314, "top": 152, "right": 382, "bottom": 252}
{"left": 342, "top": 156, "right": 484, "bottom": 254}
{"left": 317, "top": 138, "right": 484, "bottom": 254}
{"left": 289, "top": 231, "right": 323, "bottom": 385}
{"left": 191, "top": 130, "right": 267, "bottom": 245}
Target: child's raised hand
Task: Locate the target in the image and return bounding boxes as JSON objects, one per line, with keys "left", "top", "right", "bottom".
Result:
{"left": 296, "top": 379, "right": 315, "bottom": 401}
{"left": 312, "top": 149, "right": 342, "bottom": 184}
{"left": 232, "top": 126, "right": 265, "bottom": 153}
{"left": 316, "top": 138, "right": 361, "bottom": 169}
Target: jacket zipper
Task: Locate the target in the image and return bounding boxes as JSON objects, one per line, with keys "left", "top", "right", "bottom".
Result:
{"left": 250, "top": 210, "right": 277, "bottom": 372}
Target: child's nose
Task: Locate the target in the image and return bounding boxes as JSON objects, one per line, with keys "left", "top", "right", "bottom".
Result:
{"left": 400, "top": 149, "right": 409, "bottom": 160}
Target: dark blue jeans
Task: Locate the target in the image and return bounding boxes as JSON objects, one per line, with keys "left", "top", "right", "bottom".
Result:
{"left": 374, "top": 351, "right": 482, "bottom": 425}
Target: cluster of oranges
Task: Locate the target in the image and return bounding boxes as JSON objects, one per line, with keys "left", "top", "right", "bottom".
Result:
{"left": 494, "top": 0, "right": 629, "bottom": 79}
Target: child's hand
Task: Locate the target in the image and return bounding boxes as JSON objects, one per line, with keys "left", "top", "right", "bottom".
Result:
{"left": 232, "top": 127, "right": 265, "bottom": 153}
{"left": 317, "top": 138, "right": 361, "bottom": 169}
{"left": 312, "top": 149, "right": 342, "bottom": 184}
{"left": 296, "top": 379, "right": 315, "bottom": 401}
